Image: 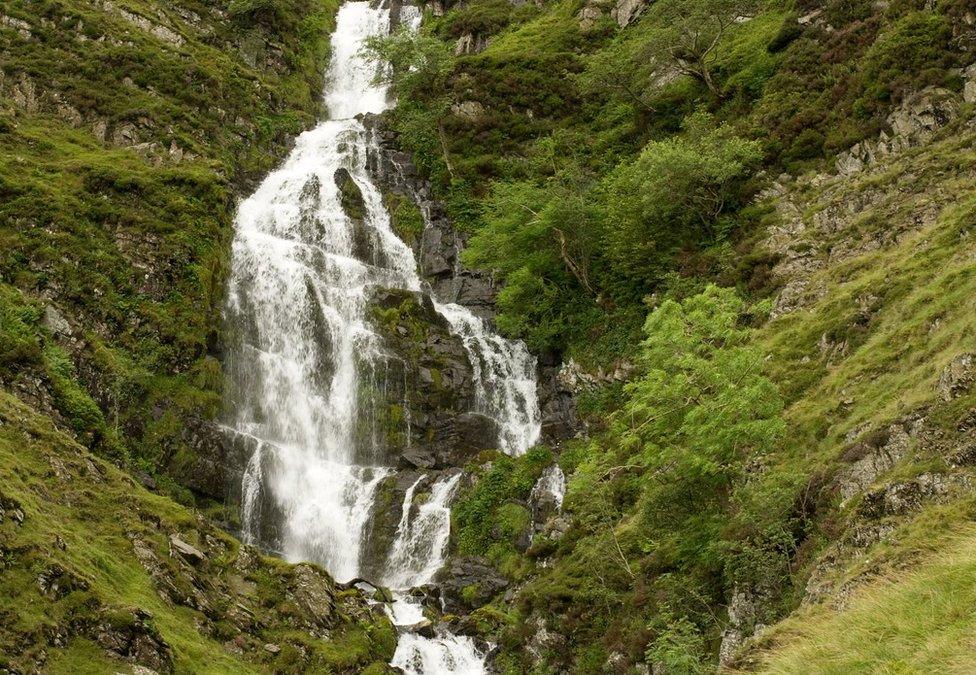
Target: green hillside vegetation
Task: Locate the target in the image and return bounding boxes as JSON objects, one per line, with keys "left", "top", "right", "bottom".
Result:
{"left": 0, "top": 0, "right": 401, "bottom": 671}
{"left": 0, "top": 390, "right": 396, "bottom": 673}
{"left": 2, "top": 0, "right": 974, "bottom": 671}
{"left": 368, "top": 0, "right": 976, "bottom": 670}
{"left": 0, "top": 0, "right": 338, "bottom": 504}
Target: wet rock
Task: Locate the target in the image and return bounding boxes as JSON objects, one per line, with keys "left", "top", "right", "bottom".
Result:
{"left": 433, "top": 412, "right": 498, "bottom": 466}
{"left": 437, "top": 556, "right": 509, "bottom": 611}
{"left": 529, "top": 464, "right": 565, "bottom": 532}
{"left": 362, "top": 113, "right": 579, "bottom": 442}
{"left": 367, "top": 288, "right": 500, "bottom": 468}
{"left": 937, "top": 353, "right": 975, "bottom": 402}
{"left": 175, "top": 417, "right": 232, "bottom": 501}
{"left": 403, "top": 618, "right": 435, "bottom": 638}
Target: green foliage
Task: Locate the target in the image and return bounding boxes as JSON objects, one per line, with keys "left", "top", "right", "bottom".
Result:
{"left": 600, "top": 115, "right": 762, "bottom": 304}
{"left": 453, "top": 447, "right": 553, "bottom": 574}
{"left": 365, "top": 27, "right": 454, "bottom": 102}
{"left": 858, "top": 11, "right": 953, "bottom": 105}
{"left": 644, "top": 611, "right": 709, "bottom": 674}
{"left": 0, "top": 392, "right": 395, "bottom": 672}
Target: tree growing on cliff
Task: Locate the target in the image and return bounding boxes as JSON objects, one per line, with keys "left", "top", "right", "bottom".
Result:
{"left": 620, "top": 285, "right": 784, "bottom": 567}
{"left": 639, "top": 0, "right": 758, "bottom": 98}
{"left": 599, "top": 112, "right": 761, "bottom": 303}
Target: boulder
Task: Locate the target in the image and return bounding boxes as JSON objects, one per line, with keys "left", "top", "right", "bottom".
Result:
{"left": 577, "top": 5, "right": 604, "bottom": 31}
{"left": 42, "top": 305, "right": 72, "bottom": 338}
{"left": 168, "top": 535, "right": 206, "bottom": 565}
{"left": 437, "top": 556, "right": 509, "bottom": 612}
{"left": 287, "top": 563, "right": 337, "bottom": 630}
{"left": 937, "top": 353, "right": 975, "bottom": 402}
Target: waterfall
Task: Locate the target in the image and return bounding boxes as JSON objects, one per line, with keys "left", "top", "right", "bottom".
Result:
{"left": 223, "top": 2, "right": 540, "bottom": 672}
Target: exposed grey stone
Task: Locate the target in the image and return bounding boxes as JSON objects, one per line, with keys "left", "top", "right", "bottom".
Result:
{"left": 577, "top": 5, "right": 604, "bottom": 31}
{"left": 964, "top": 63, "right": 976, "bottom": 104}
{"left": 837, "top": 419, "right": 920, "bottom": 505}
{"left": 610, "top": 0, "right": 645, "bottom": 27}
{"left": 454, "top": 33, "right": 491, "bottom": 55}
{"left": 937, "top": 353, "right": 975, "bottom": 402}
{"left": 451, "top": 100, "right": 486, "bottom": 121}
{"left": 43, "top": 305, "right": 72, "bottom": 337}
{"left": 168, "top": 535, "right": 206, "bottom": 565}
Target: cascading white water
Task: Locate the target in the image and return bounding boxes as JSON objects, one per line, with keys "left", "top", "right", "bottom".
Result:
{"left": 531, "top": 464, "right": 566, "bottom": 511}
{"left": 224, "top": 2, "right": 540, "bottom": 673}
{"left": 434, "top": 302, "right": 540, "bottom": 455}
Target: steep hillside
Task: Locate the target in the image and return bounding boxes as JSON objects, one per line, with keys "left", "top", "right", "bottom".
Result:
{"left": 0, "top": 391, "right": 395, "bottom": 673}
{"left": 363, "top": 0, "right": 976, "bottom": 671}
{"left": 0, "top": 0, "right": 336, "bottom": 506}
{"left": 0, "top": 0, "right": 398, "bottom": 671}
{"left": 4, "top": 0, "right": 976, "bottom": 671}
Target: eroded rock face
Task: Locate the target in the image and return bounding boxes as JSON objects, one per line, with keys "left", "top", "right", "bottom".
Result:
{"left": 837, "top": 417, "right": 923, "bottom": 505}
{"left": 764, "top": 82, "right": 973, "bottom": 319}
{"left": 938, "top": 353, "right": 975, "bottom": 402}
{"left": 455, "top": 32, "right": 491, "bottom": 55}
{"left": 362, "top": 113, "right": 579, "bottom": 444}
{"left": 362, "top": 113, "right": 498, "bottom": 316}
{"left": 436, "top": 555, "right": 509, "bottom": 612}
{"left": 367, "top": 287, "right": 495, "bottom": 468}
{"left": 835, "top": 88, "right": 959, "bottom": 176}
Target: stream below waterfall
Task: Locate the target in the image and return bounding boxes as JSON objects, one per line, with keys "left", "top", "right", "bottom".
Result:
{"left": 223, "top": 2, "right": 541, "bottom": 672}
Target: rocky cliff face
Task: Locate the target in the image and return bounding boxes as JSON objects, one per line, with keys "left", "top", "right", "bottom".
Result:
{"left": 362, "top": 112, "right": 578, "bottom": 445}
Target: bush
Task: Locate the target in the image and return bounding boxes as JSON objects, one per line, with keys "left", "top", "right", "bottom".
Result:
{"left": 859, "top": 11, "right": 953, "bottom": 104}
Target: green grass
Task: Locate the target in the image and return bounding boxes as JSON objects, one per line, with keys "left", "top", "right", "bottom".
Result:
{"left": 747, "top": 525, "right": 976, "bottom": 674}
{"left": 0, "top": 390, "right": 394, "bottom": 672}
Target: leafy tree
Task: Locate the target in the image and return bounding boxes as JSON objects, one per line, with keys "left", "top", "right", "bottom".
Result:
{"left": 364, "top": 27, "right": 454, "bottom": 101}
{"left": 616, "top": 285, "right": 784, "bottom": 567}
{"left": 599, "top": 113, "right": 761, "bottom": 304}
{"left": 655, "top": 0, "right": 758, "bottom": 98}
{"left": 365, "top": 28, "right": 457, "bottom": 178}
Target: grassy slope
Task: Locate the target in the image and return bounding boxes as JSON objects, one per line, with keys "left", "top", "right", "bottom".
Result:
{"left": 729, "top": 104, "right": 976, "bottom": 672}
{"left": 744, "top": 525, "right": 976, "bottom": 673}
{"left": 0, "top": 390, "right": 396, "bottom": 673}
{"left": 0, "top": 0, "right": 337, "bottom": 504}
{"left": 383, "top": 0, "right": 976, "bottom": 670}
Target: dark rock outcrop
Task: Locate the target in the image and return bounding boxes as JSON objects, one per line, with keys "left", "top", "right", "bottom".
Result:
{"left": 363, "top": 113, "right": 498, "bottom": 319}
{"left": 367, "top": 287, "right": 499, "bottom": 468}
{"left": 362, "top": 113, "right": 579, "bottom": 443}
{"left": 436, "top": 555, "right": 509, "bottom": 612}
